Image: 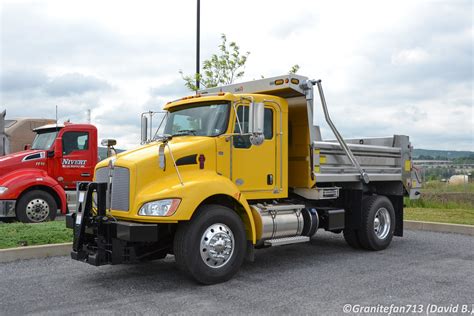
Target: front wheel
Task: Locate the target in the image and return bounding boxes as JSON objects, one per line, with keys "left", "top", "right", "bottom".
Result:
{"left": 173, "top": 204, "right": 246, "bottom": 284}
{"left": 16, "top": 190, "right": 57, "bottom": 223}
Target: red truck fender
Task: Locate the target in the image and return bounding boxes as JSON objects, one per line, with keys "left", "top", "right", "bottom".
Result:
{"left": 0, "top": 168, "right": 68, "bottom": 213}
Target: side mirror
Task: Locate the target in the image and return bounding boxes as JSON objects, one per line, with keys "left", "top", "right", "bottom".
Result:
{"left": 53, "top": 137, "right": 63, "bottom": 158}
{"left": 24, "top": 144, "right": 31, "bottom": 150}
{"left": 248, "top": 102, "right": 265, "bottom": 145}
{"left": 101, "top": 139, "right": 116, "bottom": 147}
{"left": 101, "top": 139, "right": 117, "bottom": 158}
{"left": 141, "top": 115, "right": 148, "bottom": 144}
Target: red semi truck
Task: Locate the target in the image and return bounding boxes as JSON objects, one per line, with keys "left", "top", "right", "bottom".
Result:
{"left": 0, "top": 122, "right": 113, "bottom": 223}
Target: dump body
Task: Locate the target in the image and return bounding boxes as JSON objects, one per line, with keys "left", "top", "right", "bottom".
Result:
{"left": 202, "top": 74, "right": 421, "bottom": 196}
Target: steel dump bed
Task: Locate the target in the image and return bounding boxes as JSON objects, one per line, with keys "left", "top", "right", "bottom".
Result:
{"left": 313, "top": 135, "right": 410, "bottom": 183}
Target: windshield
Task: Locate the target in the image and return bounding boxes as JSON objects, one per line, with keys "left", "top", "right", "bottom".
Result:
{"left": 31, "top": 130, "right": 58, "bottom": 150}
{"left": 163, "top": 102, "right": 230, "bottom": 137}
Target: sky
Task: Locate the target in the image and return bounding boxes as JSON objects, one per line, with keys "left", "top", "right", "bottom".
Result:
{"left": 0, "top": 0, "right": 472, "bottom": 150}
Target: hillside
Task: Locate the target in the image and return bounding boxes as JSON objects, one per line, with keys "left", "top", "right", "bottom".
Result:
{"left": 413, "top": 149, "right": 474, "bottom": 159}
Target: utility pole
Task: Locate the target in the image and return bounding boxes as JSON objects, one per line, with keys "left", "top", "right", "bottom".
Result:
{"left": 196, "top": 0, "right": 200, "bottom": 91}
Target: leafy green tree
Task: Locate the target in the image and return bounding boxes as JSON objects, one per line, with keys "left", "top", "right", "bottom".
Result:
{"left": 180, "top": 34, "right": 250, "bottom": 91}
{"left": 289, "top": 64, "right": 300, "bottom": 74}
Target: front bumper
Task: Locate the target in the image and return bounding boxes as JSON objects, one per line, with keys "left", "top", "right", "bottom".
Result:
{"left": 0, "top": 200, "right": 16, "bottom": 218}
{"left": 68, "top": 182, "right": 173, "bottom": 266}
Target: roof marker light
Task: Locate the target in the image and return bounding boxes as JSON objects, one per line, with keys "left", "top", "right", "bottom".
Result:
{"left": 274, "top": 79, "right": 284, "bottom": 85}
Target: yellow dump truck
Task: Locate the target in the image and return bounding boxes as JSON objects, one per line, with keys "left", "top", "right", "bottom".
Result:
{"left": 67, "top": 75, "right": 422, "bottom": 284}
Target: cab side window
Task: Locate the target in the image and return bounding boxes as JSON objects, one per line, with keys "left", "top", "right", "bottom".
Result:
{"left": 62, "top": 131, "right": 89, "bottom": 155}
{"left": 233, "top": 106, "right": 273, "bottom": 148}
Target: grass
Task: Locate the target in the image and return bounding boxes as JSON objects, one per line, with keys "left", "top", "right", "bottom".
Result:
{"left": 0, "top": 219, "right": 72, "bottom": 250}
{"left": 405, "top": 207, "right": 474, "bottom": 226}
{"left": 421, "top": 181, "right": 474, "bottom": 193}
{"left": 405, "top": 180, "right": 474, "bottom": 209}
{"left": 404, "top": 180, "right": 474, "bottom": 225}
{"left": 404, "top": 196, "right": 473, "bottom": 209}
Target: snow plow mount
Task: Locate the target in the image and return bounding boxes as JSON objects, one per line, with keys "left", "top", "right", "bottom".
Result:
{"left": 67, "top": 182, "right": 170, "bottom": 266}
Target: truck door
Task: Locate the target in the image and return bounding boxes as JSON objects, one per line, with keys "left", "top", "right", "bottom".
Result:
{"left": 231, "top": 104, "right": 278, "bottom": 198}
{"left": 58, "top": 130, "right": 94, "bottom": 189}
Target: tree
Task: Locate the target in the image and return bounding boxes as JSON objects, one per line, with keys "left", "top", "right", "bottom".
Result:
{"left": 180, "top": 34, "right": 250, "bottom": 91}
{"left": 289, "top": 64, "right": 300, "bottom": 74}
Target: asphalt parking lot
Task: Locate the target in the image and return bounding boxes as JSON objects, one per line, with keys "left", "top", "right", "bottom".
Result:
{"left": 0, "top": 230, "right": 473, "bottom": 315}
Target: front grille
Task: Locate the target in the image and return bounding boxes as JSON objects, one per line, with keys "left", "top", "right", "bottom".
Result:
{"left": 95, "top": 167, "right": 108, "bottom": 183}
{"left": 95, "top": 166, "right": 130, "bottom": 211}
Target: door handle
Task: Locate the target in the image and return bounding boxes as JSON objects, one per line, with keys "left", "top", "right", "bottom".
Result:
{"left": 267, "top": 174, "right": 273, "bottom": 185}
{"left": 81, "top": 173, "right": 91, "bottom": 177}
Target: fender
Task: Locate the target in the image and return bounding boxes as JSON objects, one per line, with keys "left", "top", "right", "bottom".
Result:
{"left": 116, "top": 170, "right": 257, "bottom": 243}
{"left": 0, "top": 168, "right": 67, "bottom": 212}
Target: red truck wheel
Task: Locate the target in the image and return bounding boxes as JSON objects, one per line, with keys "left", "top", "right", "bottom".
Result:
{"left": 16, "top": 190, "right": 57, "bottom": 223}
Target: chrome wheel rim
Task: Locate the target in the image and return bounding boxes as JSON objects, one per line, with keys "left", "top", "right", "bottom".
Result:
{"left": 374, "top": 207, "right": 391, "bottom": 240}
{"left": 26, "top": 198, "right": 50, "bottom": 222}
{"left": 200, "top": 223, "right": 234, "bottom": 268}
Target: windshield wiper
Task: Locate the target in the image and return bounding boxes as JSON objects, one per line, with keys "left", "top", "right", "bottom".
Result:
{"left": 172, "top": 130, "right": 197, "bottom": 136}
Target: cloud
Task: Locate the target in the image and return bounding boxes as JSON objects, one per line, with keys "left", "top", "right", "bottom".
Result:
{"left": 149, "top": 79, "right": 189, "bottom": 98}
{"left": 0, "top": 0, "right": 472, "bottom": 151}
{"left": 0, "top": 69, "right": 48, "bottom": 92}
{"left": 391, "top": 48, "right": 430, "bottom": 65}
{"left": 44, "top": 73, "right": 112, "bottom": 96}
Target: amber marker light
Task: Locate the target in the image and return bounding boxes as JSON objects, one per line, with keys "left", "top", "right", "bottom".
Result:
{"left": 274, "top": 79, "right": 284, "bottom": 85}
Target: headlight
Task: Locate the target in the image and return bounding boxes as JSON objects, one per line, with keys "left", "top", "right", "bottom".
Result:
{"left": 138, "top": 199, "right": 181, "bottom": 216}
{"left": 0, "top": 187, "right": 8, "bottom": 195}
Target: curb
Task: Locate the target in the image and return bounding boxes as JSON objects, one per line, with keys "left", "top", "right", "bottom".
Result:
{"left": 0, "top": 242, "right": 72, "bottom": 263}
{"left": 404, "top": 220, "right": 474, "bottom": 236}
{"left": 1, "top": 221, "right": 473, "bottom": 264}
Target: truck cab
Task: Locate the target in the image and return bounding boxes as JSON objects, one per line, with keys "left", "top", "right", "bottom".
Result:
{"left": 0, "top": 122, "right": 98, "bottom": 222}
{"left": 68, "top": 75, "right": 422, "bottom": 284}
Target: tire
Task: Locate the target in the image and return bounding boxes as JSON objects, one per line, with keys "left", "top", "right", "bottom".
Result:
{"left": 357, "top": 195, "right": 395, "bottom": 251}
{"left": 343, "top": 228, "right": 362, "bottom": 249}
{"left": 16, "top": 190, "right": 57, "bottom": 223}
{"left": 173, "top": 204, "right": 246, "bottom": 284}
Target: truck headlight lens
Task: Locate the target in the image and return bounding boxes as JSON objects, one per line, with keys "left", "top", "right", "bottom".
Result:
{"left": 138, "top": 199, "right": 181, "bottom": 217}
{"left": 0, "top": 187, "right": 8, "bottom": 195}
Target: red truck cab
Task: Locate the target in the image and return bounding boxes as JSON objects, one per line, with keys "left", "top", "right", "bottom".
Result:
{"left": 0, "top": 122, "right": 98, "bottom": 222}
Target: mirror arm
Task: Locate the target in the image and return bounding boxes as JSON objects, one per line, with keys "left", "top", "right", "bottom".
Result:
{"left": 232, "top": 101, "right": 243, "bottom": 134}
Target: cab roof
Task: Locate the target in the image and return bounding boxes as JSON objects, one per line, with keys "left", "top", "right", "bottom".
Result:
{"left": 33, "top": 122, "right": 97, "bottom": 132}
{"left": 163, "top": 92, "right": 288, "bottom": 112}
{"left": 33, "top": 123, "right": 64, "bottom": 131}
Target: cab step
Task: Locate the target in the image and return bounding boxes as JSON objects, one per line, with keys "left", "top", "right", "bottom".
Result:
{"left": 264, "top": 236, "right": 310, "bottom": 247}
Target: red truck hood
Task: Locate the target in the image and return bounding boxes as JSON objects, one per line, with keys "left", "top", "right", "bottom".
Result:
{"left": 0, "top": 150, "right": 47, "bottom": 177}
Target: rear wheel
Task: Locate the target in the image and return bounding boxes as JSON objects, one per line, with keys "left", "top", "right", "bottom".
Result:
{"left": 357, "top": 195, "right": 395, "bottom": 251}
{"left": 16, "top": 190, "right": 57, "bottom": 223}
{"left": 173, "top": 204, "right": 246, "bottom": 284}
